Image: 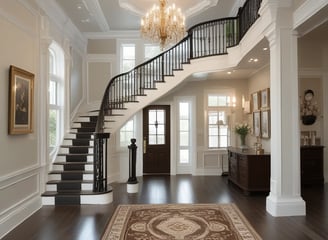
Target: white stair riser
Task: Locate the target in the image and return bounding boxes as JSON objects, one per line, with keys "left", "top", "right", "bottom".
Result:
{"left": 42, "top": 196, "right": 55, "bottom": 205}
{"left": 46, "top": 184, "right": 57, "bottom": 191}
{"left": 49, "top": 173, "right": 93, "bottom": 181}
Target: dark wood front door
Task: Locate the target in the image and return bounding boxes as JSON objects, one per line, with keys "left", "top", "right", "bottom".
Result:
{"left": 143, "top": 105, "right": 170, "bottom": 174}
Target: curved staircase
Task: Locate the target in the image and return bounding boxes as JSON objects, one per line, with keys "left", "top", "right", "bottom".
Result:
{"left": 42, "top": 0, "right": 262, "bottom": 205}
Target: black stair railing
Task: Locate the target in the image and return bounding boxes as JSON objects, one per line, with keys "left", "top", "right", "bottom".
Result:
{"left": 92, "top": 0, "right": 262, "bottom": 192}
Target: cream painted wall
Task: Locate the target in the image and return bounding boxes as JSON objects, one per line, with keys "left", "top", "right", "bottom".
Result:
{"left": 0, "top": 1, "right": 41, "bottom": 237}
{"left": 70, "top": 48, "right": 84, "bottom": 113}
{"left": 88, "top": 62, "right": 112, "bottom": 103}
{"left": 87, "top": 39, "right": 117, "bottom": 54}
{"left": 247, "top": 66, "right": 271, "bottom": 151}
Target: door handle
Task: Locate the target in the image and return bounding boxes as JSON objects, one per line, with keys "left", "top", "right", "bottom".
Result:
{"left": 143, "top": 139, "right": 147, "bottom": 154}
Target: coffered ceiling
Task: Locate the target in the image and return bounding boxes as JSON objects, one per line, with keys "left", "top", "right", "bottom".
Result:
{"left": 55, "top": 0, "right": 243, "bottom": 33}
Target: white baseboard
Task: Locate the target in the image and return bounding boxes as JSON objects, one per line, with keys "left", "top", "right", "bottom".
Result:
{"left": 0, "top": 196, "right": 42, "bottom": 239}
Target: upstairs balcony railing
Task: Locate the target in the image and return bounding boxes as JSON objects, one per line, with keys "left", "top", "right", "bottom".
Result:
{"left": 93, "top": 0, "right": 262, "bottom": 192}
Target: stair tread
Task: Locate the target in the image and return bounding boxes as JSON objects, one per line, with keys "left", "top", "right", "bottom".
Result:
{"left": 64, "top": 138, "right": 94, "bottom": 141}
{"left": 60, "top": 145, "right": 93, "bottom": 148}
{"left": 49, "top": 170, "right": 93, "bottom": 174}
{"left": 47, "top": 180, "right": 93, "bottom": 184}
{"left": 42, "top": 188, "right": 112, "bottom": 196}
{"left": 53, "top": 161, "right": 93, "bottom": 165}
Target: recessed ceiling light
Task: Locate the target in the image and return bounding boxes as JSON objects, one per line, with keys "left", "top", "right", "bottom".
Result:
{"left": 81, "top": 18, "right": 90, "bottom": 23}
{"left": 227, "top": 71, "right": 232, "bottom": 74}
{"left": 263, "top": 47, "right": 268, "bottom": 51}
{"left": 77, "top": 5, "right": 83, "bottom": 10}
{"left": 248, "top": 58, "right": 259, "bottom": 63}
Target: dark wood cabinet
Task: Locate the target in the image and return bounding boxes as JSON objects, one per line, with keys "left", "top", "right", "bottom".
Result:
{"left": 228, "top": 147, "right": 270, "bottom": 194}
{"left": 301, "top": 146, "right": 324, "bottom": 185}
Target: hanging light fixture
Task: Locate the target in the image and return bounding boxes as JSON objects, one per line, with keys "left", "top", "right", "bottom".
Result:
{"left": 140, "top": 0, "right": 186, "bottom": 50}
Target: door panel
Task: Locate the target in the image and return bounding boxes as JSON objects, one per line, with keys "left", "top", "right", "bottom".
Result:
{"left": 143, "top": 105, "right": 170, "bottom": 174}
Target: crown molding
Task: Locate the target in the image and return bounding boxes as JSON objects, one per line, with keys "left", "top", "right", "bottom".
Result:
{"left": 35, "top": 0, "right": 87, "bottom": 53}
{"left": 294, "top": 0, "right": 328, "bottom": 36}
{"left": 82, "top": 0, "right": 110, "bottom": 31}
{"left": 119, "top": 0, "right": 219, "bottom": 18}
{"left": 84, "top": 30, "right": 140, "bottom": 39}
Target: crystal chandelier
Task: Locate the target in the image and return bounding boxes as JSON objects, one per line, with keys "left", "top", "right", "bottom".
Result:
{"left": 140, "top": 0, "right": 186, "bottom": 50}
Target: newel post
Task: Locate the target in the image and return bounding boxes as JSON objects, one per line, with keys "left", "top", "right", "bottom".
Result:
{"left": 127, "top": 138, "right": 139, "bottom": 193}
{"left": 93, "top": 132, "right": 110, "bottom": 192}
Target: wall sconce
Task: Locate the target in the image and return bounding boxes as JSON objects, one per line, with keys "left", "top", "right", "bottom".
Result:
{"left": 242, "top": 95, "right": 250, "bottom": 114}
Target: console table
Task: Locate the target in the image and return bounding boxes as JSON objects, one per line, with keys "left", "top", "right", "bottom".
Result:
{"left": 301, "top": 146, "right": 324, "bottom": 185}
{"left": 228, "top": 147, "right": 270, "bottom": 194}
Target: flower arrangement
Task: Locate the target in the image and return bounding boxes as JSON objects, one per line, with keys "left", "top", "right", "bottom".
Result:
{"left": 235, "top": 123, "right": 251, "bottom": 136}
{"left": 300, "top": 100, "right": 319, "bottom": 117}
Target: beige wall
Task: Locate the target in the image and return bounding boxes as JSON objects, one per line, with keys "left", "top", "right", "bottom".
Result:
{"left": 70, "top": 48, "right": 84, "bottom": 112}
{"left": 88, "top": 62, "right": 112, "bottom": 102}
{"left": 0, "top": 1, "right": 41, "bottom": 237}
{"left": 87, "top": 39, "right": 117, "bottom": 54}
{"left": 247, "top": 66, "right": 271, "bottom": 151}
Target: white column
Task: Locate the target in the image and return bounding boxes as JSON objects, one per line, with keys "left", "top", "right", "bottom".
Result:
{"left": 265, "top": 22, "right": 306, "bottom": 216}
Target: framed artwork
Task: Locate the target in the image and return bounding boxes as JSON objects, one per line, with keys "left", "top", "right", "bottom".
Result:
{"left": 261, "top": 88, "right": 270, "bottom": 109}
{"left": 261, "top": 110, "right": 270, "bottom": 138}
{"left": 251, "top": 91, "right": 261, "bottom": 112}
{"left": 253, "top": 111, "right": 261, "bottom": 137}
{"left": 8, "top": 65, "right": 34, "bottom": 134}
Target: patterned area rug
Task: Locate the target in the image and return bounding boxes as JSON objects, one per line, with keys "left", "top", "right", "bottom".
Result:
{"left": 102, "top": 204, "right": 262, "bottom": 240}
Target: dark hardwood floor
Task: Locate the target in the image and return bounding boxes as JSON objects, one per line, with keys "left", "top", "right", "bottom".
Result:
{"left": 3, "top": 175, "right": 328, "bottom": 240}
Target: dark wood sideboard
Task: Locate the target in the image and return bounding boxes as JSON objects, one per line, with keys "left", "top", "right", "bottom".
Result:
{"left": 228, "top": 147, "right": 270, "bottom": 194}
{"left": 301, "top": 146, "right": 324, "bottom": 185}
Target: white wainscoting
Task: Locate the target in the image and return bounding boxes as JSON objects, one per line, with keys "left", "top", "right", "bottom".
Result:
{"left": 0, "top": 166, "right": 42, "bottom": 238}
{"left": 195, "top": 149, "right": 228, "bottom": 176}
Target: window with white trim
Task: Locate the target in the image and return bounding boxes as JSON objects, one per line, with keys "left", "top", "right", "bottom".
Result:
{"left": 49, "top": 42, "right": 64, "bottom": 153}
{"left": 120, "top": 119, "right": 134, "bottom": 147}
{"left": 121, "top": 44, "right": 135, "bottom": 72}
{"left": 207, "top": 93, "right": 234, "bottom": 149}
{"left": 178, "top": 101, "right": 191, "bottom": 164}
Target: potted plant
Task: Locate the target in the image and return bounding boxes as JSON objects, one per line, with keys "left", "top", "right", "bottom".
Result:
{"left": 235, "top": 123, "right": 251, "bottom": 148}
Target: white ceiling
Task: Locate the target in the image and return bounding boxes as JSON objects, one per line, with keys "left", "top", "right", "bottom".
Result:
{"left": 55, "top": 0, "right": 242, "bottom": 33}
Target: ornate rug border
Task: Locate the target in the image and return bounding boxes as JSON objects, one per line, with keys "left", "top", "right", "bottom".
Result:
{"left": 101, "top": 203, "right": 262, "bottom": 240}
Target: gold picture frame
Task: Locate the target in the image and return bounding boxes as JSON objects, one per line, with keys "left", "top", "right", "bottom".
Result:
{"left": 253, "top": 111, "right": 261, "bottom": 137}
{"left": 261, "top": 88, "right": 270, "bottom": 109}
{"left": 261, "top": 110, "right": 270, "bottom": 138}
{"left": 251, "top": 91, "right": 261, "bottom": 112}
{"left": 8, "top": 65, "right": 34, "bottom": 134}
